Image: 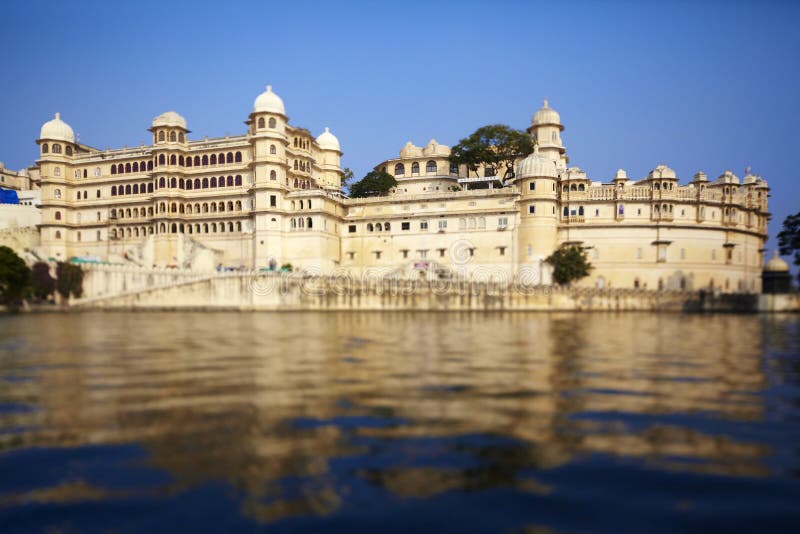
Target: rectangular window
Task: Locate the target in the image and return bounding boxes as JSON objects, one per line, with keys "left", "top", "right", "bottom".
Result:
{"left": 269, "top": 195, "right": 277, "bottom": 207}
{"left": 418, "top": 250, "right": 428, "bottom": 259}
{"left": 528, "top": 205, "right": 535, "bottom": 214}
{"left": 595, "top": 208, "right": 599, "bottom": 216}
{"left": 498, "top": 216, "right": 508, "bottom": 226}
{"left": 402, "top": 249, "right": 409, "bottom": 258}
{"left": 348, "top": 225, "right": 356, "bottom": 233}
{"left": 420, "top": 221, "right": 428, "bottom": 230}
{"left": 529, "top": 181, "right": 536, "bottom": 190}
{"left": 401, "top": 222, "right": 410, "bottom": 230}
{"left": 438, "top": 219, "right": 447, "bottom": 230}
{"left": 347, "top": 252, "right": 355, "bottom": 260}
{"left": 498, "top": 246, "right": 506, "bottom": 256}
{"left": 438, "top": 248, "right": 446, "bottom": 258}
{"left": 375, "top": 251, "right": 382, "bottom": 260}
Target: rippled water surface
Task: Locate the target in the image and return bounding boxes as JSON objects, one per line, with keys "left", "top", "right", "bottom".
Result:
{"left": 0, "top": 312, "right": 799, "bottom": 532}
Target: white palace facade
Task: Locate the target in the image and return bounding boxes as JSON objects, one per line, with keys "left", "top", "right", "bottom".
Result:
{"left": 32, "top": 86, "right": 770, "bottom": 292}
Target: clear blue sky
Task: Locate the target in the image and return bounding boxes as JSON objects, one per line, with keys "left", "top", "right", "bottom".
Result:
{"left": 1, "top": 0, "right": 798, "bottom": 251}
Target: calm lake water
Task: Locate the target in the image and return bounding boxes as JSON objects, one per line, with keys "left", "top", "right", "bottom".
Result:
{"left": 0, "top": 312, "right": 798, "bottom": 533}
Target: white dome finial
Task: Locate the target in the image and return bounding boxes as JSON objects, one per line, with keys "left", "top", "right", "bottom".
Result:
{"left": 325, "top": 127, "right": 330, "bottom": 132}
{"left": 266, "top": 85, "right": 272, "bottom": 92}
{"left": 542, "top": 98, "right": 549, "bottom": 108}
{"left": 55, "top": 112, "right": 60, "bottom": 120}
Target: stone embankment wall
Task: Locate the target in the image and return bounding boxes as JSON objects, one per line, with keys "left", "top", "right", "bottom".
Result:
{"left": 70, "top": 265, "right": 799, "bottom": 312}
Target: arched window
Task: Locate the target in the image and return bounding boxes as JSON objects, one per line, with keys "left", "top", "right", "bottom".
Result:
{"left": 268, "top": 117, "right": 276, "bottom": 128}
{"left": 179, "top": 178, "right": 185, "bottom": 189}
{"left": 55, "top": 230, "right": 61, "bottom": 239}
{"left": 126, "top": 208, "right": 132, "bottom": 218}
{"left": 226, "top": 222, "right": 232, "bottom": 232}
{"left": 179, "top": 132, "right": 184, "bottom": 143}
{"left": 226, "top": 176, "right": 233, "bottom": 186}
{"left": 426, "top": 161, "right": 437, "bottom": 174}
{"left": 411, "top": 162, "right": 419, "bottom": 174}
{"left": 186, "top": 156, "right": 192, "bottom": 167}
{"left": 42, "top": 143, "right": 49, "bottom": 153}
{"left": 294, "top": 160, "right": 298, "bottom": 170}
{"left": 210, "top": 177, "right": 217, "bottom": 188}
{"left": 270, "top": 144, "right": 276, "bottom": 155}
{"left": 578, "top": 206, "right": 584, "bottom": 216}
{"left": 170, "top": 177, "right": 177, "bottom": 188}
{"left": 307, "top": 200, "right": 312, "bottom": 209}
{"left": 218, "top": 202, "right": 225, "bottom": 212}
{"left": 110, "top": 164, "right": 116, "bottom": 175}
{"left": 54, "top": 167, "right": 61, "bottom": 177}
{"left": 203, "top": 223, "right": 209, "bottom": 233}
{"left": 227, "top": 152, "right": 234, "bottom": 164}
{"left": 65, "top": 145, "right": 73, "bottom": 156}
{"left": 194, "top": 178, "right": 200, "bottom": 189}
{"left": 159, "top": 154, "right": 165, "bottom": 166}
{"left": 235, "top": 175, "right": 242, "bottom": 186}
{"left": 195, "top": 224, "right": 200, "bottom": 233}
{"left": 235, "top": 200, "right": 241, "bottom": 211}
{"left": 159, "top": 177, "right": 165, "bottom": 188}
{"left": 270, "top": 170, "right": 277, "bottom": 180}
{"left": 171, "top": 223, "right": 177, "bottom": 233}
{"left": 148, "top": 161, "right": 153, "bottom": 171}
{"left": 563, "top": 206, "right": 569, "bottom": 217}
{"left": 258, "top": 117, "right": 265, "bottom": 128}
{"left": 227, "top": 201, "right": 233, "bottom": 211}
{"left": 52, "top": 144, "right": 62, "bottom": 154}
{"left": 133, "top": 162, "right": 139, "bottom": 173}
{"left": 367, "top": 223, "right": 374, "bottom": 232}
{"left": 202, "top": 155, "right": 208, "bottom": 166}
{"left": 385, "top": 222, "right": 391, "bottom": 231}
{"left": 186, "top": 179, "right": 192, "bottom": 190}
{"left": 376, "top": 223, "right": 382, "bottom": 231}
{"left": 235, "top": 152, "right": 242, "bottom": 163}
{"left": 236, "top": 221, "right": 242, "bottom": 232}
{"left": 210, "top": 154, "right": 217, "bottom": 165}
{"left": 202, "top": 178, "right": 208, "bottom": 189}
{"left": 111, "top": 186, "right": 117, "bottom": 196}
{"left": 169, "top": 131, "right": 176, "bottom": 142}
{"left": 55, "top": 211, "right": 61, "bottom": 220}
{"left": 148, "top": 183, "right": 153, "bottom": 193}
{"left": 170, "top": 155, "right": 176, "bottom": 165}
{"left": 193, "top": 156, "right": 200, "bottom": 166}
{"left": 307, "top": 217, "right": 313, "bottom": 229}
{"left": 578, "top": 184, "right": 585, "bottom": 191}
{"left": 159, "top": 202, "right": 166, "bottom": 213}
{"left": 570, "top": 184, "right": 577, "bottom": 191}
{"left": 133, "top": 184, "right": 139, "bottom": 194}
{"left": 125, "top": 184, "right": 131, "bottom": 195}
{"left": 395, "top": 163, "right": 405, "bottom": 176}
{"left": 212, "top": 222, "right": 218, "bottom": 232}
{"left": 219, "top": 222, "right": 225, "bottom": 233}
{"left": 125, "top": 163, "right": 132, "bottom": 173}
{"left": 170, "top": 202, "right": 177, "bottom": 213}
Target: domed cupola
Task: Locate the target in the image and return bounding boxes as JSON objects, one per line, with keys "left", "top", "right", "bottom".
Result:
{"left": 531, "top": 99, "right": 563, "bottom": 130}
{"left": 254, "top": 85, "right": 286, "bottom": 116}
{"left": 39, "top": 113, "right": 75, "bottom": 144}
{"left": 316, "top": 127, "right": 340, "bottom": 152}
{"left": 151, "top": 111, "right": 188, "bottom": 130}
{"left": 517, "top": 146, "right": 558, "bottom": 179}
{"left": 764, "top": 250, "right": 789, "bottom": 273}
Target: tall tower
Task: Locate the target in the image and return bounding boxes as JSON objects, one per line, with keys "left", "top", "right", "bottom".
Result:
{"left": 527, "top": 99, "right": 567, "bottom": 170}
{"left": 248, "top": 85, "right": 288, "bottom": 268}
{"left": 315, "top": 127, "right": 343, "bottom": 192}
{"left": 515, "top": 146, "right": 559, "bottom": 284}
{"left": 37, "top": 113, "right": 76, "bottom": 261}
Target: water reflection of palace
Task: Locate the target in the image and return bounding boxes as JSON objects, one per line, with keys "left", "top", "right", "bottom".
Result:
{"left": 0, "top": 313, "right": 783, "bottom": 523}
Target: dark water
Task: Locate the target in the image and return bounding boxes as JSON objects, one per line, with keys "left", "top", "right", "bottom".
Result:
{"left": 0, "top": 312, "right": 799, "bottom": 533}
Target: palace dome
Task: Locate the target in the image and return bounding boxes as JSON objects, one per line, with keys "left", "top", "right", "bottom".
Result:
{"left": 400, "top": 141, "right": 423, "bottom": 158}
{"left": 316, "top": 127, "right": 340, "bottom": 151}
{"left": 517, "top": 147, "right": 558, "bottom": 179}
{"left": 40, "top": 113, "right": 75, "bottom": 143}
{"left": 152, "top": 111, "right": 187, "bottom": 129}
{"left": 254, "top": 85, "right": 285, "bottom": 115}
{"left": 764, "top": 250, "right": 789, "bottom": 272}
{"left": 422, "top": 139, "right": 450, "bottom": 156}
{"left": 531, "top": 99, "right": 562, "bottom": 128}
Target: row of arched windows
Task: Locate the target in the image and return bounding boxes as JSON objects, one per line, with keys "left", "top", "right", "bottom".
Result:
{"left": 458, "top": 217, "right": 487, "bottom": 230}
{"left": 394, "top": 161, "right": 443, "bottom": 176}
{"left": 158, "top": 221, "right": 243, "bottom": 234}
{"left": 156, "top": 131, "right": 185, "bottom": 143}
{"left": 290, "top": 217, "right": 313, "bottom": 230}
{"left": 41, "top": 143, "right": 73, "bottom": 156}
{"left": 290, "top": 199, "right": 312, "bottom": 210}
{"left": 292, "top": 178, "right": 311, "bottom": 189}
{"left": 366, "top": 222, "right": 391, "bottom": 232}
{"left": 111, "top": 161, "right": 153, "bottom": 174}
{"left": 562, "top": 183, "right": 586, "bottom": 192}
{"left": 111, "top": 183, "right": 153, "bottom": 196}
{"left": 293, "top": 138, "right": 309, "bottom": 149}
{"left": 111, "top": 227, "right": 152, "bottom": 239}
{"left": 156, "top": 175, "right": 243, "bottom": 190}
{"left": 293, "top": 160, "right": 310, "bottom": 171}
{"left": 155, "top": 200, "right": 244, "bottom": 214}
{"left": 112, "top": 207, "right": 153, "bottom": 219}
{"left": 256, "top": 117, "right": 277, "bottom": 129}
{"left": 653, "top": 182, "right": 674, "bottom": 191}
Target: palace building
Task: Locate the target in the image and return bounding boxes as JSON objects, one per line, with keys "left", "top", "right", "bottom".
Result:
{"left": 31, "top": 86, "right": 770, "bottom": 291}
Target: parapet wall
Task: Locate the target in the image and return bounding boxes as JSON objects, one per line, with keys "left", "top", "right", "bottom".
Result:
{"left": 69, "top": 265, "right": 792, "bottom": 312}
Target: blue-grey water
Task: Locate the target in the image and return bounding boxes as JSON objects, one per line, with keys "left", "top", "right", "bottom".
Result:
{"left": 0, "top": 311, "right": 798, "bottom": 533}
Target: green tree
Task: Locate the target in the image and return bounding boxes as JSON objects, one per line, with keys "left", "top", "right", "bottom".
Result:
{"left": 348, "top": 170, "right": 397, "bottom": 198}
{"left": 778, "top": 211, "right": 800, "bottom": 282}
{"left": 449, "top": 124, "right": 534, "bottom": 179}
{"left": 0, "top": 246, "right": 32, "bottom": 307}
{"left": 545, "top": 245, "right": 593, "bottom": 286}
{"left": 32, "top": 262, "right": 56, "bottom": 301}
{"left": 341, "top": 167, "right": 355, "bottom": 189}
{"left": 56, "top": 262, "right": 84, "bottom": 300}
